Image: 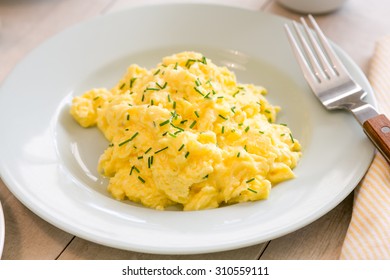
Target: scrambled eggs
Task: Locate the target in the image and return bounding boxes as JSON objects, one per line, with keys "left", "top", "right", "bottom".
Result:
{"left": 70, "top": 52, "right": 301, "bottom": 210}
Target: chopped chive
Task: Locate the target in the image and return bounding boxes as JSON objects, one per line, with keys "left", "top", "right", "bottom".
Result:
{"left": 203, "top": 174, "right": 209, "bottom": 179}
{"left": 204, "top": 92, "right": 211, "bottom": 99}
{"left": 265, "top": 109, "right": 271, "bottom": 114}
{"left": 180, "top": 120, "right": 188, "bottom": 124}
{"left": 145, "top": 147, "right": 152, "bottom": 154}
{"left": 151, "top": 156, "right": 154, "bottom": 165}
{"left": 150, "top": 100, "right": 154, "bottom": 105}
{"left": 185, "top": 59, "right": 196, "bottom": 68}
{"left": 126, "top": 114, "right": 130, "bottom": 121}
{"left": 159, "top": 119, "right": 170, "bottom": 127}
{"left": 138, "top": 176, "right": 145, "bottom": 183}
{"left": 200, "top": 56, "right": 207, "bottom": 64}
{"left": 246, "top": 178, "right": 255, "bottom": 183}
{"left": 247, "top": 188, "right": 257, "bottom": 193}
{"left": 259, "top": 130, "right": 264, "bottom": 134}
{"left": 280, "top": 133, "right": 285, "bottom": 136}
{"left": 221, "top": 126, "right": 225, "bottom": 134}
{"left": 154, "top": 69, "right": 161, "bottom": 75}
{"left": 130, "top": 77, "right": 137, "bottom": 88}
{"left": 137, "top": 156, "right": 143, "bottom": 160}
{"left": 185, "top": 151, "right": 190, "bottom": 158}
{"left": 93, "top": 96, "right": 100, "bottom": 101}
{"left": 170, "top": 111, "right": 178, "bottom": 119}
{"left": 280, "top": 123, "right": 287, "bottom": 126}
{"left": 237, "top": 152, "right": 241, "bottom": 158}
{"left": 233, "top": 90, "right": 240, "bottom": 97}
{"left": 167, "top": 94, "right": 171, "bottom": 102}
{"left": 206, "top": 79, "right": 212, "bottom": 85}
{"left": 173, "top": 101, "right": 177, "bottom": 109}
{"left": 155, "top": 146, "right": 168, "bottom": 154}
{"left": 289, "top": 133, "right": 295, "bottom": 143}
{"left": 109, "top": 143, "right": 114, "bottom": 147}
{"left": 189, "top": 120, "right": 197, "bottom": 129}
{"left": 162, "top": 131, "right": 168, "bottom": 136}
{"left": 174, "top": 62, "right": 178, "bottom": 70}
{"left": 230, "top": 106, "right": 236, "bottom": 113}
{"left": 194, "top": 111, "right": 200, "bottom": 118}
{"left": 118, "top": 132, "right": 139, "bottom": 146}
{"left": 153, "top": 121, "right": 156, "bottom": 127}
{"left": 130, "top": 165, "right": 140, "bottom": 175}
{"left": 178, "top": 144, "right": 185, "bottom": 151}
{"left": 141, "top": 94, "right": 145, "bottom": 102}
{"left": 120, "top": 83, "right": 126, "bottom": 89}
{"left": 245, "top": 126, "right": 250, "bottom": 133}
{"left": 194, "top": 87, "right": 204, "bottom": 96}
{"left": 217, "top": 96, "right": 224, "bottom": 99}
{"left": 244, "top": 145, "right": 247, "bottom": 151}
{"left": 148, "top": 157, "right": 151, "bottom": 168}
{"left": 195, "top": 79, "right": 200, "bottom": 87}
{"left": 212, "top": 90, "right": 217, "bottom": 95}
{"left": 170, "top": 123, "right": 184, "bottom": 131}
{"left": 145, "top": 87, "right": 160, "bottom": 91}
{"left": 168, "top": 133, "right": 177, "bottom": 138}
{"left": 156, "top": 81, "right": 167, "bottom": 89}
{"left": 218, "top": 114, "right": 227, "bottom": 120}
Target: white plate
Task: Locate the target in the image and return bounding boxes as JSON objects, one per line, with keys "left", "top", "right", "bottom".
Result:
{"left": 0, "top": 4, "right": 375, "bottom": 254}
{"left": 0, "top": 201, "right": 4, "bottom": 258}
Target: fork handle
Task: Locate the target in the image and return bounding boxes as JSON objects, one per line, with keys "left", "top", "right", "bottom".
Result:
{"left": 363, "top": 114, "right": 390, "bottom": 163}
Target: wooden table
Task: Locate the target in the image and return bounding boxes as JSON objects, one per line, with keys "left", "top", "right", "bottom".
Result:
{"left": 1, "top": 0, "right": 389, "bottom": 260}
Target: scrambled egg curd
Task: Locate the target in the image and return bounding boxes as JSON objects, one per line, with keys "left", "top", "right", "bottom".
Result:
{"left": 70, "top": 52, "right": 301, "bottom": 210}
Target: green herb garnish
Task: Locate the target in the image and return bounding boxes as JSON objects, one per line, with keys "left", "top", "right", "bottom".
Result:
{"left": 247, "top": 188, "right": 257, "bottom": 193}
{"left": 138, "top": 176, "right": 146, "bottom": 183}
{"left": 118, "top": 132, "right": 139, "bottom": 146}
{"left": 159, "top": 119, "right": 170, "bottom": 127}
{"left": 155, "top": 146, "right": 168, "bottom": 154}
{"left": 189, "top": 120, "right": 197, "bottom": 129}
{"left": 246, "top": 178, "right": 255, "bottom": 183}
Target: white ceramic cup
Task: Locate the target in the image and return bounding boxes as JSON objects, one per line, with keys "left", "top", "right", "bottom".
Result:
{"left": 276, "top": 0, "right": 348, "bottom": 14}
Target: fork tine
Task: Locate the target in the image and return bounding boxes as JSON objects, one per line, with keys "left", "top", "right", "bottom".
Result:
{"left": 284, "top": 24, "right": 320, "bottom": 86}
{"left": 292, "top": 21, "right": 329, "bottom": 83}
{"left": 300, "top": 17, "right": 335, "bottom": 78}
{"left": 307, "top": 14, "right": 347, "bottom": 76}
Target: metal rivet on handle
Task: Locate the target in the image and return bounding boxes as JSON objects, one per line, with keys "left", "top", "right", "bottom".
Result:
{"left": 381, "top": 126, "right": 390, "bottom": 133}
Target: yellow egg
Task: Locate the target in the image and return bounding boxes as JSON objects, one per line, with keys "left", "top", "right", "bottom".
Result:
{"left": 70, "top": 51, "right": 301, "bottom": 211}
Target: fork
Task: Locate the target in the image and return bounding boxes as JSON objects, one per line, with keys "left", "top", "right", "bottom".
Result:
{"left": 284, "top": 15, "right": 390, "bottom": 163}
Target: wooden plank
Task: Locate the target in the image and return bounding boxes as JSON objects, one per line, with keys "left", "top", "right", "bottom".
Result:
{"left": 0, "top": 0, "right": 114, "bottom": 82}
{"left": 0, "top": 0, "right": 115, "bottom": 259}
{"left": 58, "top": 238, "right": 267, "bottom": 260}
{"left": 260, "top": 193, "right": 353, "bottom": 259}
{"left": 0, "top": 181, "right": 73, "bottom": 259}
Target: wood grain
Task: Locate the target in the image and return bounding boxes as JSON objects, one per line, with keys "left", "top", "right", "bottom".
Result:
{"left": 57, "top": 239, "right": 267, "bottom": 260}
{"left": 260, "top": 194, "right": 354, "bottom": 260}
{"left": 363, "top": 114, "right": 390, "bottom": 163}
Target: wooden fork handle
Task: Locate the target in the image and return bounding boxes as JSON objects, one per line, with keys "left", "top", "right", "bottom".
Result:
{"left": 363, "top": 114, "right": 390, "bottom": 163}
